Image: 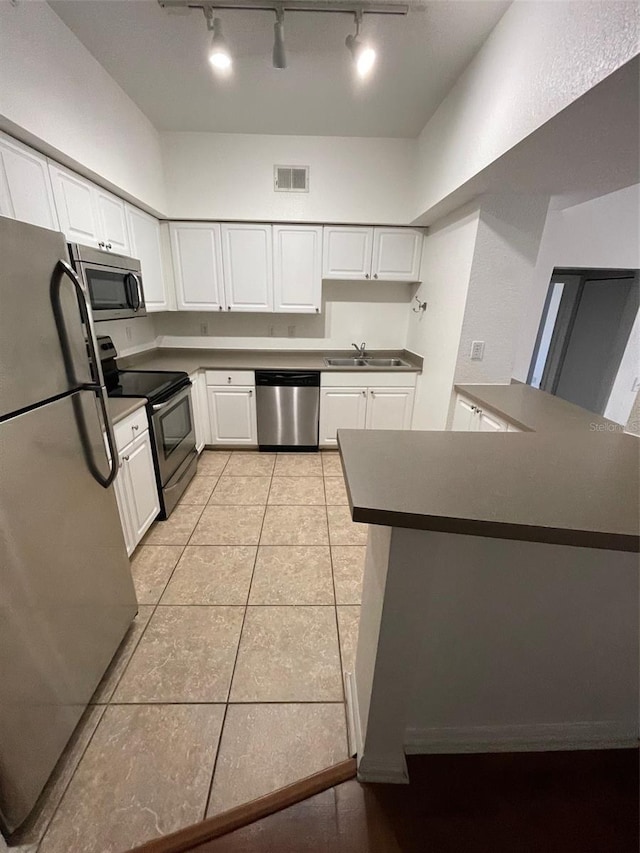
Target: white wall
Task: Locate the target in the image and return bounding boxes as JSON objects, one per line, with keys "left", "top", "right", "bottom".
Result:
{"left": 513, "top": 184, "right": 640, "bottom": 382}
{"left": 454, "top": 193, "right": 550, "bottom": 386}
{"left": 414, "top": 1, "right": 639, "bottom": 220}
{"left": 154, "top": 282, "right": 411, "bottom": 351}
{"left": 0, "top": 1, "right": 167, "bottom": 214}
{"left": 406, "top": 203, "right": 481, "bottom": 431}
{"left": 161, "top": 132, "right": 416, "bottom": 223}
{"left": 97, "top": 317, "right": 158, "bottom": 358}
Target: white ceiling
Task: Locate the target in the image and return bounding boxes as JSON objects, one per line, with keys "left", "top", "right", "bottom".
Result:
{"left": 49, "top": 0, "right": 510, "bottom": 137}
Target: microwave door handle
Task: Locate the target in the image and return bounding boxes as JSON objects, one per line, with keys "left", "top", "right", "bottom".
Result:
{"left": 132, "top": 274, "right": 142, "bottom": 311}
{"left": 51, "top": 259, "right": 119, "bottom": 489}
{"left": 125, "top": 273, "right": 141, "bottom": 312}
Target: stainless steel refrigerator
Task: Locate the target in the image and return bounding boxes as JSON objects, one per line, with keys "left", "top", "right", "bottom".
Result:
{"left": 0, "top": 217, "right": 138, "bottom": 835}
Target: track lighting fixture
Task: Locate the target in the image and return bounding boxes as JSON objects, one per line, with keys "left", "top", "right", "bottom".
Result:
{"left": 160, "top": 1, "right": 407, "bottom": 75}
{"left": 205, "top": 9, "right": 232, "bottom": 71}
{"left": 345, "top": 11, "right": 376, "bottom": 78}
{"left": 272, "top": 7, "right": 287, "bottom": 69}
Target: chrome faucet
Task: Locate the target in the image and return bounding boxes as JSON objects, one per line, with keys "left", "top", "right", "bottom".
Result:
{"left": 352, "top": 342, "right": 367, "bottom": 358}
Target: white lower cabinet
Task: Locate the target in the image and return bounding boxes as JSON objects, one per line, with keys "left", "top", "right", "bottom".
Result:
{"left": 109, "top": 408, "right": 160, "bottom": 556}
{"left": 451, "top": 393, "right": 515, "bottom": 432}
{"left": 207, "top": 384, "right": 257, "bottom": 445}
{"left": 365, "top": 387, "right": 415, "bottom": 430}
{"left": 319, "top": 388, "right": 367, "bottom": 446}
{"left": 189, "top": 371, "right": 210, "bottom": 451}
{"left": 320, "top": 373, "right": 416, "bottom": 446}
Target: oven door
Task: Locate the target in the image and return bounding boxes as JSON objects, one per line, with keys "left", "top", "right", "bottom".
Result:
{"left": 79, "top": 262, "right": 146, "bottom": 321}
{"left": 151, "top": 385, "right": 196, "bottom": 486}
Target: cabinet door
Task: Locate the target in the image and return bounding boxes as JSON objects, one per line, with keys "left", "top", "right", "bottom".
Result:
{"left": 507, "top": 423, "right": 523, "bottom": 433}
{"left": 170, "top": 223, "right": 225, "bottom": 311}
{"left": 121, "top": 432, "right": 160, "bottom": 546}
{"left": 319, "top": 387, "right": 367, "bottom": 447}
{"left": 49, "top": 164, "right": 101, "bottom": 246}
{"left": 190, "top": 371, "right": 210, "bottom": 452}
{"left": 322, "top": 227, "right": 373, "bottom": 280}
{"left": 365, "top": 387, "right": 415, "bottom": 430}
{"left": 112, "top": 465, "right": 136, "bottom": 557}
{"left": 207, "top": 387, "right": 257, "bottom": 445}
{"left": 0, "top": 134, "right": 59, "bottom": 230}
{"left": 127, "top": 205, "right": 167, "bottom": 310}
{"left": 451, "top": 395, "right": 476, "bottom": 431}
{"left": 221, "top": 223, "right": 273, "bottom": 312}
{"left": 371, "top": 228, "right": 422, "bottom": 282}
{"left": 477, "top": 409, "right": 508, "bottom": 432}
{"left": 273, "top": 225, "right": 322, "bottom": 313}
{"left": 95, "top": 189, "right": 131, "bottom": 255}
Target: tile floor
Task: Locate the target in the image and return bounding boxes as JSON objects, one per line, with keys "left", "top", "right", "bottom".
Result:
{"left": 22, "top": 450, "right": 365, "bottom": 853}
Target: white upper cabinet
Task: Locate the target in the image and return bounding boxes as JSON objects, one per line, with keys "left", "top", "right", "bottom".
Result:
{"left": 221, "top": 223, "right": 273, "bottom": 312}
{"left": 49, "top": 163, "right": 101, "bottom": 246}
{"left": 322, "top": 226, "right": 374, "bottom": 280}
{"left": 0, "top": 133, "right": 59, "bottom": 230}
{"left": 126, "top": 205, "right": 167, "bottom": 311}
{"left": 273, "top": 225, "right": 322, "bottom": 314}
{"left": 170, "top": 223, "right": 225, "bottom": 311}
{"left": 94, "top": 189, "right": 131, "bottom": 255}
{"left": 371, "top": 228, "right": 422, "bottom": 282}
{"left": 49, "top": 163, "right": 132, "bottom": 253}
{"left": 323, "top": 226, "right": 422, "bottom": 281}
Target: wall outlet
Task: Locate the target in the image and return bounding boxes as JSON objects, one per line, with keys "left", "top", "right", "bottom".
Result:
{"left": 200, "top": 322, "right": 208, "bottom": 336}
{"left": 288, "top": 325, "right": 296, "bottom": 337}
{"left": 470, "top": 340, "right": 485, "bottom": 360}
{"left": 125, "top": 325, "right": 132, "bottom": 342}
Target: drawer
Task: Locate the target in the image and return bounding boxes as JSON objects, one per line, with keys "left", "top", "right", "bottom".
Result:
{"left": 206, "top": 370, "right": 255, "bottom": 387}
{"left": 113, "top": 406, "right": 149, "bottom": 452}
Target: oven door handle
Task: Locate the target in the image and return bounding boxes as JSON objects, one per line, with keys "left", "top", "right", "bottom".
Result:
{"left": 51, "top": 259, "right": 119, "bottom": 489}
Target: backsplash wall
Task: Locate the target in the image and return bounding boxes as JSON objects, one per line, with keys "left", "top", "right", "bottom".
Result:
{"left": 153, "top": 282, "right": 413, "bottom": 351}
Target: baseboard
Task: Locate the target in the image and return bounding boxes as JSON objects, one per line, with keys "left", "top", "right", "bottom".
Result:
{"left": 404, "top": 721, "right": 640, "bottom": 754}
{"left": 357, "top": 752, "right": 410, "bottom": 785}
{"left": 344, "top": 670, "right": 362, "bottom": 758}
{"left": 130, "top": 758, "right": 357, "bottom": 853}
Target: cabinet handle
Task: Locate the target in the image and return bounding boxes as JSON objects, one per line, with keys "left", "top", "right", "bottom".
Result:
{"left": 132, "top": 424, "right": 139, "bottom": 431}
{"left": 471, "top": 405, "right": 476, "bottom": 412}
{"left": 370, "top": 390, "right": 375, "bottom": 397}
{"left": 361, "top": 390, "right": 366, "bottom": 397}
{"left": 227, "top": 306, "right": 231, "bottom": 310}
{"left": 374, "top": 274, "right": 378, "bottom": 279}
{"left": 98, "top": 241, "right": 105, "bottom": 249}
{"left": 365, "top": 273, "right": 370, "bottom": 279}
{"left": 106, "top": 243, "right": 112, "bottom": 250}
{"left": 218, "top": 306, "right": 223, "bottom": 311}
{"left": 122, "top": 455, "right": 130, "bottom": 462}
{"left": 227, "top": 377, "right": 231, "bottom": 384}
{"left": 249, "top": 389, "right": 253, "bottom": 396}
{"left": 315, "top": 307, "right": 319, "bottom": 312}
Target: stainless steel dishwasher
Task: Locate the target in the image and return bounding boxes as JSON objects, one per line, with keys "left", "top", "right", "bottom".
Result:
{"left": 255, "top": 371, "right": 320, "bottom": 451}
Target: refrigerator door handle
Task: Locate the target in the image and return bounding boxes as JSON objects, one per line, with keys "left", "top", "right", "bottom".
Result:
{"left": 51, "top": 260, "right": 119, "bottom": 489}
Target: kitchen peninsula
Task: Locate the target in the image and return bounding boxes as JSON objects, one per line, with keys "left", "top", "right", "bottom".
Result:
{"left": 338, "top": 386, "right": 640, "bottom": 784}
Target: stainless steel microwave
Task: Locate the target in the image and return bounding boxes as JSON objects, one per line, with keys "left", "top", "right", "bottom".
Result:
{"left": 68, "top": 243, "right": 146, "bottom": 322}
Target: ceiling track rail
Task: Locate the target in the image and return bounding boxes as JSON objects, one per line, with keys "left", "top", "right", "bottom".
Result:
{"left": 158, "top": 0, "right": 409, "bottom": 16}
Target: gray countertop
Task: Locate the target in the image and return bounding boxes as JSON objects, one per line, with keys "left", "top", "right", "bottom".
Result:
{"left": 455, "top": 383, "right": 619, "bottom": 432}
{"left": 107, "top": 396, "right": 147, "bottom": 424}
{"left": 338, "top": 429, "right": 639, "bottom": 552}
{"left": 118, "top": 348, "right": 422, "bottom": 374}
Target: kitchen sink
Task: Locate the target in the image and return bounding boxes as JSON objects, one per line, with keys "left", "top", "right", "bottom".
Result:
{"left": 364, "top": 358, "right": 408, "bottom": 367}
{"left": 324, "top": 356, "right": 410, "bottom": 368}
{"left": 325, "top": 358, "right": 369, "bottom": 366}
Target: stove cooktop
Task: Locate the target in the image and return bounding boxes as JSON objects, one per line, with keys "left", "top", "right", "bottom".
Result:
{"left": 107, "top": 370, "right": 190, "bottom": 405}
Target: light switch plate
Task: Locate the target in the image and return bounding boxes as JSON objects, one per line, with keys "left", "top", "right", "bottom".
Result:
{"left": 470, "top": 340, "right": 485, "bottom": 360}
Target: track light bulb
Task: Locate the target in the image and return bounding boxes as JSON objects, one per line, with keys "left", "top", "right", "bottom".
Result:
{"left": 208, "top": 17, "right": 232, "bottom": 71}
{"left": 272, "top": 10, "right": 287, "bottom": 69}
{"left": 345, "top": 33, "right": 376, "bottom": 78}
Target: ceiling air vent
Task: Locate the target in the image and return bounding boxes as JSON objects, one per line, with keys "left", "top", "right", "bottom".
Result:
{"left": 274, "top": 165, "right": 309, "bottom": 193}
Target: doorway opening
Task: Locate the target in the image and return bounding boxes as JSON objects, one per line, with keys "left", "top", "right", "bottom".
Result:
{"left": 527, "top": 268, "right": 639, "bottom": 420}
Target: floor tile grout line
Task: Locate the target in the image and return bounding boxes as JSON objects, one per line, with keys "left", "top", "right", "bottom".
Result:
{"left": 203, "top": 456, "right": 274, "bottom": 820}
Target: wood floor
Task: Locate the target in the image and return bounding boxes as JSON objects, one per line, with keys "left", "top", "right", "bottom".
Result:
{"left": 190, "top": 750, "right": 639, "bottom": 853}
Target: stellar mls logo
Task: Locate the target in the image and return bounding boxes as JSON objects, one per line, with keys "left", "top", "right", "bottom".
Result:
{"left": 589, "top": 422, "right": 625, "bottom": 432}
